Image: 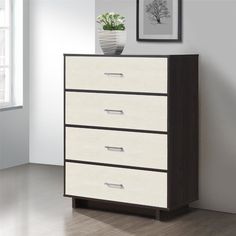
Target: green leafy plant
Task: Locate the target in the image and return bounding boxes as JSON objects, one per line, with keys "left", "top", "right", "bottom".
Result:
{"left": 97, "top": 12, "right": 125, "bottom": 31}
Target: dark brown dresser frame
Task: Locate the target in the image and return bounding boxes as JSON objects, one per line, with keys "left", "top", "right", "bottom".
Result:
{"left": 63, "top": 54, "right": 199, "bottom": 220}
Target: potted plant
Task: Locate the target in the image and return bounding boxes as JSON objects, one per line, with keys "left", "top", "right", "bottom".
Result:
{"left": 97, "top": 12, "right": 126, "bottom": 55}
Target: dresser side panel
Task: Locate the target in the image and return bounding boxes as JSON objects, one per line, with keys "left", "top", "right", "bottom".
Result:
{"left": 168, "top": 55, "right": 199, "bottom": 209}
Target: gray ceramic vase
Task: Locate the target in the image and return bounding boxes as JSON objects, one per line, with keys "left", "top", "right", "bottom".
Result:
{"left": 98, "top": 30, "right": 126, "bottom": 55}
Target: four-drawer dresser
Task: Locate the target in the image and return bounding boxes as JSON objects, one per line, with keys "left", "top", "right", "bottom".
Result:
{"left": 64, "top": 54, "right": 199, "bottom": 220}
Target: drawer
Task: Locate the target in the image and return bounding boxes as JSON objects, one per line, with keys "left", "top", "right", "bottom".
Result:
{"left": 66, "top": 56, "right": 168, "bottom": 94}
{"left": 65, "top": 162, "right": 167, "bottom": 208}
{"left": 66, "top": 127, "right": 168, "bottom": 170}
{"left": 66, "top": 92, "right": 167, "bottom": 132}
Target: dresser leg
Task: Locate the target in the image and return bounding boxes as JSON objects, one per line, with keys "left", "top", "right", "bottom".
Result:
{"left": 155, "top": 205, "right": 190, "bottom": 221}
{"left": 72, "top": 198, "right": 89, "bottom": 209}
{"left": 72, "top": 198, "right": 79, "bottom": 209}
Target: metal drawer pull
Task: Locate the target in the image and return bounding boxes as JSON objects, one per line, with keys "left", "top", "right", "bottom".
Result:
{"left": 104, "top": 109, "right": 124, "bottom": 115}
{"left": 104, "top": 183, "right": 124, "bottom": 189}
{"left": 105, "top": 146, "right": 124, "bottom": 152}
{"left": 104, "top": 72, "right": 124, "bottom": 77}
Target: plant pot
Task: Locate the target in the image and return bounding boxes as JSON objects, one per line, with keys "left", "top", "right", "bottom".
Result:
{"left": 98, "top": 30, "right": 126, "bottom": 55}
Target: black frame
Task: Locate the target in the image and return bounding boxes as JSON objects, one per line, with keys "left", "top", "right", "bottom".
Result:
{"left": 136, "top": 0, "right": 182, "bottom": 42}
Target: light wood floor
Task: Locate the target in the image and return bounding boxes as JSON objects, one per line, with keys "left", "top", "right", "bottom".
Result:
{"left": 0, "top": 164, "right": 235, "bottom": 236}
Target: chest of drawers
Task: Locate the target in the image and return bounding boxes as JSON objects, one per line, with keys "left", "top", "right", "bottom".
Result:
{"left": 64, "top": 54, "right": 199, "bottom": 220}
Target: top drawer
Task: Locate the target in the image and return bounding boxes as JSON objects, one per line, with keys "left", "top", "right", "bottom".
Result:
{"left": 65, "top": 56, "right": 168, "bottom": 94}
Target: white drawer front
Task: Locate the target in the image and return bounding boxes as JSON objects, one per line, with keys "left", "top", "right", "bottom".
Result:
{"left": 66, "top": 93, "right": 167, "bottom": 132}
{"left": 65, "top": 163, "right": 167, "bottom": 208}
{"left": 66, "top": 57, "right": 168, "bottom": 93}
{"left": 66, "top": 128, "right": 168, "bottom": 170}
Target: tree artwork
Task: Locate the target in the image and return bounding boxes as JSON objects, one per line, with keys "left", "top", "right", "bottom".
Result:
{"left": 146, "top": 0, "right": 170, "bottom": 24}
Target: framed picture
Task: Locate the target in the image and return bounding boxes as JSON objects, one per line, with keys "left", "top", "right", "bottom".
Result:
{"left": 137, "top": 0, "right": 182, "bottom": 42}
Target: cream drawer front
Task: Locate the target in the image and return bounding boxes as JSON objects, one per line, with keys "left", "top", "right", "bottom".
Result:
{"left": 66, "top": 93, "right": 167, "bottom": 132}
{"left": 65, "top": 163, "right": 167, "bottom": 208}
{"left": 66, "top": 57, "right": 168, "bottom": 93}
{"left": 66, "top": 128, "right": 168, "bottom": 170}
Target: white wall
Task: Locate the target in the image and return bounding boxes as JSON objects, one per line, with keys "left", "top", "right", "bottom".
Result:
{"left": 0, "top": 0, "right": 29, "bottom": 169}
{"left": 28, "top": 0, "right": 236, "bottom": 213}
{"left": 95, "top": 0, "right": 236, "bottom": 214}
{"left": 29, "top": 0, "right": 95, "bottom": 165}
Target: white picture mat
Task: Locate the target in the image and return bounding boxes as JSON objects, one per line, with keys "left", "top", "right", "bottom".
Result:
{"left": 139, "top": 0, "right": 179, "bottom": 40}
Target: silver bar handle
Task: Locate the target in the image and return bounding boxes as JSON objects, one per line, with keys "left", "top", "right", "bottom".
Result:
{"left": 104, "top": 109, "right": 124, "bottom": 115}
{"left": 105, "top": 146, "right": 124, "bottom": 152}
{"left": 104, "top": 72, "right": 124, "bottom": 77}
{"left": 104, "top": 182, "right": 124, "bottom": 189}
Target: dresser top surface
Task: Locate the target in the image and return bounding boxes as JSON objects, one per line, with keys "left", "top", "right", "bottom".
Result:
{"left": 64, "top": 54, "right": 199, "bottom": 58}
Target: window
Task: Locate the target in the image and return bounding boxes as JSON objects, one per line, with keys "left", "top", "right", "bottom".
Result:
{"left": 0, "top": 0, "right": 23, "bottom": 109}
{"left": 0, "top": 0, "right": 11, "bottom": 106}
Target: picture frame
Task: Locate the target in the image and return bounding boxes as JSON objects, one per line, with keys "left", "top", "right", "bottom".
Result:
{"left": 137, "top": 0, "right": 182, "bottom": 42}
